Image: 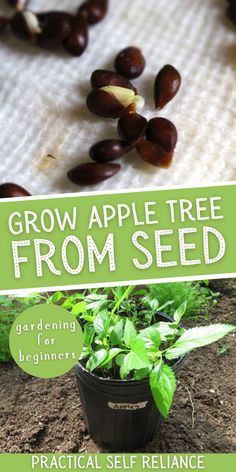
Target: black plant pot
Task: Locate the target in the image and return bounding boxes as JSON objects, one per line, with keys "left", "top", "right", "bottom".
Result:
{"left": 75, "top": 313, "right": 185, "bottom": 452}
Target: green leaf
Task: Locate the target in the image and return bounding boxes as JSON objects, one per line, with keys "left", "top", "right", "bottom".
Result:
{"left": 148, "top": 299, "right": 160, "bottom": 312}
{"left": 110, "top": 320, "right": 124, "bottom": 346}
{"left": 85, "top": 294, "right": 108, "bottom": 311}
{"left": 111, "top": 285, "right": 134, "bottom": 315}
{"left": 133, "top": 289, "right": 148, "bottom": 296}
{"left": 86, "top": 349, "right": 108, "bottom": 372}
{"left": 79, "top": 347, "right": 90, "bottom": 360}
{"left": 173, "top": 301, "right": 187, "bottom": 324}
{"left": 100, "top": 348, "right": 122, "bottom": 367}
{"left": 48, "top": 291, "right": 64, "bottom": 304}
{"left": 115, "top": 353, "right": 126, "bottom": 366}
{"left": 113, "top": 286, "right": 125, "bottom": 302}
{"left": 165, "top": 324, "right": 236, "bottom": 360}
{"left": 83, "top": 324, "right": 95, "bottom": 347}
{"left": 82, "top": 314, "right": 96, "bottom": 322}
{"left": 70, "top": 293, "right": 85, "bottom": 302}
{"left": 158, "top": 300, "right": 174, "bottom": 312}
{"left": 121, "top": 339, "right": 150, "bottom": 378}
{"left": 62, "top": 298, "right": 74, "bottom": 309}
{"left": 138, "top": 326, "right": 161, "bottom": 350}
{"left": 156, "top": 322, "right": 176, "bottom": 341}
{"left": 150, "top": 362, "right": 176, "bottom": 418}
{"left": 124, "top": 319, "right": 137, "bottom": 347}
{"left": 94, "top": 338, "right": 103, "bottom": 346}
{"left": 93, "top": 311, "right": 110, "bottom": 338}
{"left": 71, "top": 301, "right": 87, "bottom": 316}
{"left": 120, "top": 358, "right": 129, "bottom": 379}
{"left": 134, "top": 368, "right": 150, "bottom": 380}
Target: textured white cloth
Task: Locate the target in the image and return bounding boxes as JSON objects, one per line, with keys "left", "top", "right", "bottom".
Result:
{"left": 0, "top": 0, "right": 235, "bottom": 195}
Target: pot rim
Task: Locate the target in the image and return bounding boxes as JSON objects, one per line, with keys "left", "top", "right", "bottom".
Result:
{"left": 75, "top": 355, "right": 185, "bottom": 386}
{"left": 75, "top": 311, "right": 186, "bottom": 385}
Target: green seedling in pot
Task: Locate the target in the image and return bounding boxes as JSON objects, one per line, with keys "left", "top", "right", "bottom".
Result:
{"left": 79, "top": 286, "right": 235, "bottom": 418}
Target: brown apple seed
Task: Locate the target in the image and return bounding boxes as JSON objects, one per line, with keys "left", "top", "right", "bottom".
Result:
{"left": 118, "top": 113, "right": 148, "bottom": 143}
{"left": 115, "top": 46, "right": 146, "bottom": 79}
{"left": 89, "top": 140, "right": 133, "bottom": 162}
{"left": 146, "top": 118, "right": 178, "bottom": 152}
{"left": 136, "top": 139, "right": 173, "bottom": 168}
{"left": 68, "top": 162, "right": 121, "bottom": 185}
{"left": 154, "top": 64, "right": 181, "bottom": 110}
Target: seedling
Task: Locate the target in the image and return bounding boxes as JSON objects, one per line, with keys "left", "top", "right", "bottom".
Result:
{"left": 217, "top": 345, "right": 230, "bottom": 356}
{"left": 78, "top": 286, "right": 235, "bottom": 418}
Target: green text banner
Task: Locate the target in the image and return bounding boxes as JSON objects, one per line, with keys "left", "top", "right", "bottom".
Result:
{"left": 0, "top": 184, "right": 235, "bottom": 293}
{"left": 0, "top": 453, "right": 235, "bottom": 472}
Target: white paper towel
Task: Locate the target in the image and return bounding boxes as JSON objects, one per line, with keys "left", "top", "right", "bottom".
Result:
{"left": 0, "top": 0, "right": 235, "bottom": 195}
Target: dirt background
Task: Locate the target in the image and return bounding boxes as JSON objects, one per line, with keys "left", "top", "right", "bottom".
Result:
{"left": 0, "top": 279, "right": 235, "bottom": 453}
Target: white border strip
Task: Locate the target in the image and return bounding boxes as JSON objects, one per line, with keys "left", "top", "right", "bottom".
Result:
{"left": 0, "top": 180, "right": 235, "bottom": 203}
{"left": 1, "top": 272, "right": 235, "bottom": 296}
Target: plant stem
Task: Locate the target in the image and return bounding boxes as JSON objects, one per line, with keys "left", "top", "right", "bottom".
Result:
{"left": 111, "top": 286, "right": 134, "bottom": 316}
{"left": 185, "top": 386, "right": 195, "bottom": 429}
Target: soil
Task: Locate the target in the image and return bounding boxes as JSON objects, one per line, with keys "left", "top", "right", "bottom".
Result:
{"left": 0, "top": 279, "right": 235, "bottom": 453}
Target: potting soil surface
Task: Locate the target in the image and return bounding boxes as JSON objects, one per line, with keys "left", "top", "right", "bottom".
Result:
{"left": 0, "top": 279, "right": 235, "bottom": 453}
